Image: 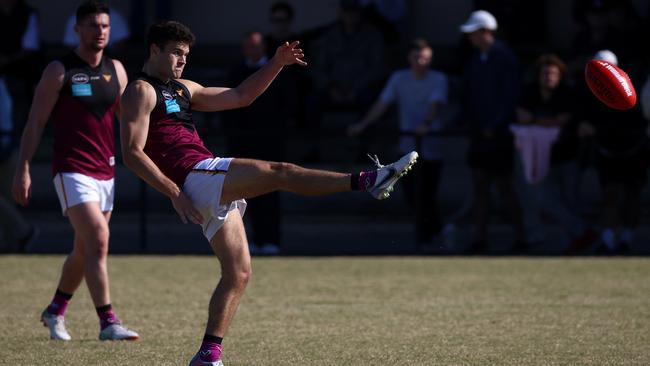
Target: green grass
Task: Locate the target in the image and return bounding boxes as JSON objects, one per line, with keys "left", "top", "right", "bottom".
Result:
{"left": 1, "top": 256, "right": 649, "bottom": 365}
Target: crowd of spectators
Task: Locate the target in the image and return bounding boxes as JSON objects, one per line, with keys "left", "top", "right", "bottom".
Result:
{"left": 1, "top": 0, "right": 650, "bottom": 255}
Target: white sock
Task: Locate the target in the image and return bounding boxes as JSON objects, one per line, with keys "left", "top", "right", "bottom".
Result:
{"left": 601, "top": 228, "right": 617, "bottom": 250}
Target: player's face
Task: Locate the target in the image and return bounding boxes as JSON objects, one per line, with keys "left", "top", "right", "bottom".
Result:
{"left": 75, "top": 13, "right": 110, "bottom": 51}
{"left": 540, "top": 65, "right": 562, "bottom": 90}
{"left": 408, "top": 48, "right": 432, "bottom": 73}
{"left": 157, "top": 42, "right": 190, "bottom": 79}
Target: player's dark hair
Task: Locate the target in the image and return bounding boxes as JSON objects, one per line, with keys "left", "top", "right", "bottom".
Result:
{"left": 408, "top": 38, "right": 431, "bottom": 53}
{"left": 270, "top": 2, "right": 294, "bottom": 21}
{"left": 147, "top": 21, "right": 196, "bottom": 57}
{"left": 76, "top": 1, "right": 110, "bottom": 24}
{"left": 535, "top": 53, "right": 567, "bottom": 77}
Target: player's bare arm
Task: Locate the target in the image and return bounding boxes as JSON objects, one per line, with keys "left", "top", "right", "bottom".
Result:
{"left": 112, "top": 59, "right": 129, "bottom": 118}
{"left": 120, "top": 80, "right": 203, "bottom": 225}
{"left": 12, "top": 61, "right": 65, "bottom": 206}
{"left": 180, "top": 41, "right": 306, "bottom": 112}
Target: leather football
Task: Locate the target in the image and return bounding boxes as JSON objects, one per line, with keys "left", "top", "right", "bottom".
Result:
{"left": 585, "top": 60, "right": 637, "bottom": 110}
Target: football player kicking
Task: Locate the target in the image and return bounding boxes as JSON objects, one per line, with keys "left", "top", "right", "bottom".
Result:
{"left": 120, "top": 20, "right": 417, "bottom": 365}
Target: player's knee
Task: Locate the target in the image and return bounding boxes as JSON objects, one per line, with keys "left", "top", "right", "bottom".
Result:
{"left": 239, "top": 267, "right": 252, "bottom": 286}
{"left": 236, "top": 265, "right": 252, "bottom": 286}
{"left": 270, "top": 161, "right": 299, "bottom": 186}
{"left": 86, "top": 242, "right": 109, "bottom": 260}
{"left": 224, "top": 266, "right": 252, "bottom": 288}
{"left": 84, "top": 228, "right": 110, "bottom": 259}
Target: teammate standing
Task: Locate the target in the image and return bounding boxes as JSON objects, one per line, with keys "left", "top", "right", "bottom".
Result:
{"left": 12, "top": 1, "right": 138, "bottom": 341}
{"left": 120, "top": 21, "right": 416, "bottom": 365}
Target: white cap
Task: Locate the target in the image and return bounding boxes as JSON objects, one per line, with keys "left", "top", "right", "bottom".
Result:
{"left": 593, "top": 49, "right": 618, "bottom": 66}
{"left": 460, "top": 10, "right": 498, "bottom": 33}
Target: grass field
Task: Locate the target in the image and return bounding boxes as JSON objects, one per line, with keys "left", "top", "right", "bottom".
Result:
{"left": 1, "top": 256, "right": 649, "bottom": 365}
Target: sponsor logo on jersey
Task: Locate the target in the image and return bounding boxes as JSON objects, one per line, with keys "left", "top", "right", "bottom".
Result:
{"left": 176, "top": 88, "right": 184, "bottom": 97}
{"left": 103, "top": 74, "right": 112, "bottom": 82}
{"left": 90, "top": 75, "right": 100, "bottom": 81}
{"left": 109, "top": 156, "right": 115, "bottom": 166}
{"left": 162, "top": 89, "right": 180, "bottom": 113}
{"left": 71, "top": 73, "right": 90, "bottom": 84}
{"left": 72, "top": 84, "right": 92, "bottom": 97}
{"left": 165, "top": 99, "right": 181, "bottom": 113}
{"left": 161, "top": 90, "right": 174, "bottom": 100}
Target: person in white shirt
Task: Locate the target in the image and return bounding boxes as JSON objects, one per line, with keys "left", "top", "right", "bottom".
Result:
{"left": 349, "top": 38, "right": 448, "bottom": 245}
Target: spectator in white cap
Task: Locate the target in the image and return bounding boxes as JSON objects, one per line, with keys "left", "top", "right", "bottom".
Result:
{"left": 457, "top": 9, "right": 527, "bottom": 254}
{"left": 459, "top": 10, "right": 497, "bottom": 33}
{"left": 593, "top": 49, "right": 618, "bottom": 65}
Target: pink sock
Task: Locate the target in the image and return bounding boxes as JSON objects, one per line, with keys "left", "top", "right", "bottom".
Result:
{"left": 46, "top": 292, "right": 71, "bottom": 316}
{"left": 96, "top": 305, "right": 120, "bottom": 330}
{"left": 358, "top": 170, "right": 377, "bottom": 191}
{"left": 199, "top": 342, "right": 222, "bottom": 362}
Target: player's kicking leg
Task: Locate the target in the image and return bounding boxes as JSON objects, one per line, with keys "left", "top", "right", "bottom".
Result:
{"left": 220, "top": 151, "right": 419, "bottom": 204}
{"left": 189, "top": 209, "right": 248, "bottom": 366}
{"left": 187, "top": 151, "right": 417, "bottom": 364}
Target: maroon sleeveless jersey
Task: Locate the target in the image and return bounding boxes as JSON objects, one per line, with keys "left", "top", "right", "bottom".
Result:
{"left": 51, "top": 52, "right": 119, "bottom": 179}
{"left": 134, "top": 73, "right": 214, "bottom": 187}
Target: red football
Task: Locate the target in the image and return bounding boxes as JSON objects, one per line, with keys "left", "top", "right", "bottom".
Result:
{"left": 585, "top": 60, "right": 637, "bottom": 110}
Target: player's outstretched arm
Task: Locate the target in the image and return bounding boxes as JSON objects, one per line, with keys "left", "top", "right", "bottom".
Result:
{"left": 181, "top": 41, "right": 307, "bottom": 112}
{"left": 120, "top": 81, "right": 203, "bottom": 224}
{"left": 12, "top": 61, "right": 65, "bottom": 206}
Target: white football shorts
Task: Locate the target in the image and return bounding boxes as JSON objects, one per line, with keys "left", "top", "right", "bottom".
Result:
{"left": 183, "top": 157, "right": 246, "bottom": 241}
{"left": 53, "top": 172, "right": 114, "bottom": 216}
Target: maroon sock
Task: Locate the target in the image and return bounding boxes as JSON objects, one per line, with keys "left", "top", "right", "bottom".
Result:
{"left": 46, "top": 289, "right": 72, "bottom": 316}
{"left": 358, "top": 170, "right": 377, "bottom": 191}
{"left": 199, "top": 335, "right": 223, "bottom": 362}
{"left": 96, "top": 304, "right": 120, "bottom": 330}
